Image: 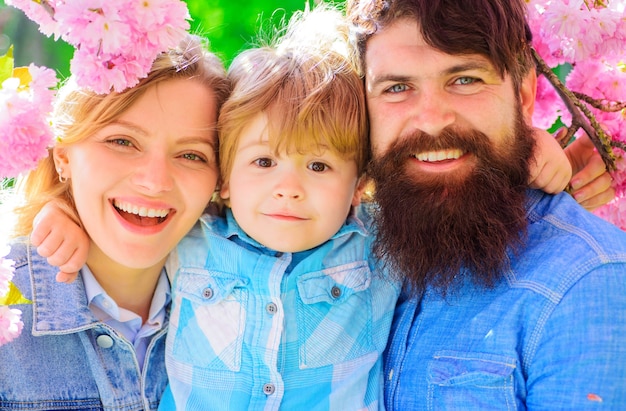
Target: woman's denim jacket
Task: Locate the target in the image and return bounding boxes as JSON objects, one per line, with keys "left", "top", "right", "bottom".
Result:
{"left": 0, "top": 240, "right": 169, "bottom": 410}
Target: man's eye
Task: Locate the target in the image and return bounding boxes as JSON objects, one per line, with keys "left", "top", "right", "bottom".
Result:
{"left": 387, "top": 84, "right": 408, "bottom": 93}
{"left": 309, "top": 162, "right": 328, "bottom": 172}
{"left": 455, "top": 77, "right": 478, "bottom": 85}
{"left": 254, "top": 158, "right": 274, "bottom": 168}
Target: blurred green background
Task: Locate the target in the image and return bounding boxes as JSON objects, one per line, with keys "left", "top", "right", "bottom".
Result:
{"left": 0, "top": 0, "right": 340, "bottom": 78}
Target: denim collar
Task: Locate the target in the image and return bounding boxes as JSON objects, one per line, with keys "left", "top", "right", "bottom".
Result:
{"left": 26, "top": 243, "right": 106, "bottom": 335}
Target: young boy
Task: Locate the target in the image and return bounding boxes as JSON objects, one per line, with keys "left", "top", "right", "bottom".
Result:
{"left": 32, "top": 5, "right": 581, "bottom": 411}
{"left": 160, "top": 8, "right": 400, "bottom": 409}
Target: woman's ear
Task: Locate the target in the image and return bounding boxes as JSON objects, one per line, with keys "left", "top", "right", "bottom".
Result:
{"left": 53, "top": 146, "right": 71, "bottom": 178}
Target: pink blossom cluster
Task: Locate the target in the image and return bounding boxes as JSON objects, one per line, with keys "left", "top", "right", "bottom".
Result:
{"left": 5, "top": 0, "right": 190, "bottom": 94}
{"left": 0, "top": 246, "right": 22, "bottom": 347}
{"left": 527, "top": 0, "right": 626, "bottom": 229}
{"left": 0, "top": 63, "right": 57, "bottom": 179}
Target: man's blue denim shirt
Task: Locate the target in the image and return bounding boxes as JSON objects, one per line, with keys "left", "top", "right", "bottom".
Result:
{"left": 384, "top": 190, "right": 626, "bottom": 410}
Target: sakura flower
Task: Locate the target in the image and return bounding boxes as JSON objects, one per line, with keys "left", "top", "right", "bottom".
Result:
{"left": 0, "top": 246, "right": 15, "bottom": 298}
{"left": 0, "top": 306, "right": 23, "bottom": 346}
{"left": 0, "top": 64, "right": 57, "bottom": 179}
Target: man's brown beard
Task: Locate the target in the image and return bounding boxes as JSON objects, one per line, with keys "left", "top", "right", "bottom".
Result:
{"left": 368, "top": 113, "right": 536, "bottom": 295}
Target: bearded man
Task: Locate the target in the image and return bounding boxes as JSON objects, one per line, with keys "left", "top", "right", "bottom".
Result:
{"left": 348, "top": 0, "right": 626, "bottom": 408}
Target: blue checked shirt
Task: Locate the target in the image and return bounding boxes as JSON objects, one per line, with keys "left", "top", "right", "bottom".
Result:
{"left": 160, "top": 208, "right": 400, "bottom": 411}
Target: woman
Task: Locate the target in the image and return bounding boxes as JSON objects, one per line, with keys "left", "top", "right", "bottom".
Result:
{"left": 0, "top": 34, "right": 229, "bottom": 410}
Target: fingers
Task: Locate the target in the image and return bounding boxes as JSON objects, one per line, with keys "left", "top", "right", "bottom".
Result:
{"left": 529, "top": 164, "right": 571, "bottom": 193}
{"left": 56, "top": 271, "right": 80, "bottom": 284}
{"left": 569, "top": 153, "right": 608, "bottom": 192}
{"left": 570, "top": 172, "right": 615, "bottom": 211}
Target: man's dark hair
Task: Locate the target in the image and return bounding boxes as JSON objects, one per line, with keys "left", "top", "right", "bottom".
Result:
{"left": 347, "top": 0, "right": 535, "bottom": 90}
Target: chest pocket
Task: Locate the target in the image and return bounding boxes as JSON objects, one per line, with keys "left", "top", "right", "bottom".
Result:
{"left": 170, "top": 269, "right": 248, "bottom": 371}
{"left": 427, "top": 351, "right": 518, "bottom": 410}
{"left": 295, "top": 261, "right": 375, "bottom": 369}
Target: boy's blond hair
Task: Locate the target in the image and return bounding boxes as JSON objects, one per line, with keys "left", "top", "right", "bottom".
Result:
{"left": 218, "top": 5, "right": 368, "bottom": 188}
{"left": 11, "top": 34, "right": 229, "bottom": 238}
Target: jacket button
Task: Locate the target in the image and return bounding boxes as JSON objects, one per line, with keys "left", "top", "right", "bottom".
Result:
{"left": 96, "top": 334, "right": 114, "bottom": 349}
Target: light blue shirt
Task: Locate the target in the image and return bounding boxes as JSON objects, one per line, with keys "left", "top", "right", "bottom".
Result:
{"left": 384, "top": 190, "right": 626, "bottom": 410}
{"left": 161, "top": 208, "right": 401, "bottom": 410}
{"left": 82, "top": 265, "right": 170, "bottom": 369}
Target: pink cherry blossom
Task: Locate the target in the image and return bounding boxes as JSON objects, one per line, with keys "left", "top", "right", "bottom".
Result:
{"left": 0, "top": 306, "right": 23, "bottom": 346}
{"left": 0, "top": 65, "right": 57, "bottom": 179}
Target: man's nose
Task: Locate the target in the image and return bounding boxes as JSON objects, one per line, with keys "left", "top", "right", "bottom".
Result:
{"left": 409, "top": 90, "right": 456, "bottom": 137}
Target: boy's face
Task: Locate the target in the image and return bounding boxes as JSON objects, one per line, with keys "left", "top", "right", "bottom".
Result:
{"left": 220, "top": 112, "right": 363, "bottom": 252}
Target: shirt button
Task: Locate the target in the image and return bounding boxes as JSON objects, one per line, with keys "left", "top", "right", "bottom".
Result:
{"left": 331, "top": 285, "right": 342, "bottom": 298}
{"left": 96, "top": 334, "right": 114, "bottom": 349}
{"left": 275, "top": 252, "right": 283, "bottom": 258}
{"left": 263, "top": 383, "right": 275, "bottom": 395}
{"left": 202, "top": 287, "right": 214, "bottom": 299}
{"left": 266, "top": 302, "right": 278, "bottom": 315}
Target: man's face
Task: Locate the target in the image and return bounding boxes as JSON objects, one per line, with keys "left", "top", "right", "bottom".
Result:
{"left": 363, "top": 18, "right": 537, "bottom": 292}
{"left": 364, "top": 18, "right": 535, "bottom": 166}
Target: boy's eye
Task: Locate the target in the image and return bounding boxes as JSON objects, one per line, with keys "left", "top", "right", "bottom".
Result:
{"left": 308, "top": 162, "right": 328, "bottom": 172}
{"left": 254, "top": 157, "right": 274, "bottom": 168}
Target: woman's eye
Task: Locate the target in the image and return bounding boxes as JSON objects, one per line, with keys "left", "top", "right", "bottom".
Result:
{"left": 254, "top": 157, "right": 274, "bottom": 168}
{"left": 309, "top": 162, "right": 328, "bottom": 172}
{"left": 109, "top": 138, "right": 133, "bottom": 147}
{"left": 181, "top": 153, "right": 206, "bottom": 162}
{"left": 387, "top": 83, "right": 408, "bottom": 93}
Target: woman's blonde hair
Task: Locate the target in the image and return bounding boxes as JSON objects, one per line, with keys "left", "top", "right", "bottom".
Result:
{"left": 10, "top": 34, "right": 229, "bottom": 238}
{"left": 218, "top": 4, "right": 368, "bottom": 188}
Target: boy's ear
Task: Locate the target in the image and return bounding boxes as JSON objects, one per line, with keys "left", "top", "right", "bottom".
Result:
{"left": 351, "top": 176, "right": 369, "bottom": 207}
{"left": 219, "top": 181, "right": 230, "bottom": 201}
{"left": 519, "top": 69, "right": 537, "bottom": 123}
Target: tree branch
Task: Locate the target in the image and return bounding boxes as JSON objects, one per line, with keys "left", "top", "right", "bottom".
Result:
{"left": 532, "top": 48, "right": 617, "bottom": 171}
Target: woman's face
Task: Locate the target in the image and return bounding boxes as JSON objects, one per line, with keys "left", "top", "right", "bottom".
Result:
{"left": 55, "top": 78, "right": 218, "bottom": 274}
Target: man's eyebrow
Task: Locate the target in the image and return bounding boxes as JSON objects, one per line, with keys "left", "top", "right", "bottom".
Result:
{"left": 368, "top": 60, "right": 497, "bottom": 89}
{"left": 367, "top": 74, "right": 413, "bottom": 89}
{"left": 443, "top": 60, "right": 496, "bottom": 76}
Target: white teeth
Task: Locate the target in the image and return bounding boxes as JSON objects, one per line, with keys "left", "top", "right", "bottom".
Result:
{"left": 415, "top": 149, "right": 463, "bottom": 162}
{"left": 113, "top": 200, "right": 169, "bottom": 218}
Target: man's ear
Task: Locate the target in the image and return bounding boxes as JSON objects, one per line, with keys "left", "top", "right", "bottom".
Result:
{"left": 351, "top": 176, "right": 370, "bottom": 207}
{"left": 519, "top": 69, "right": 537, "bottom": 123}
